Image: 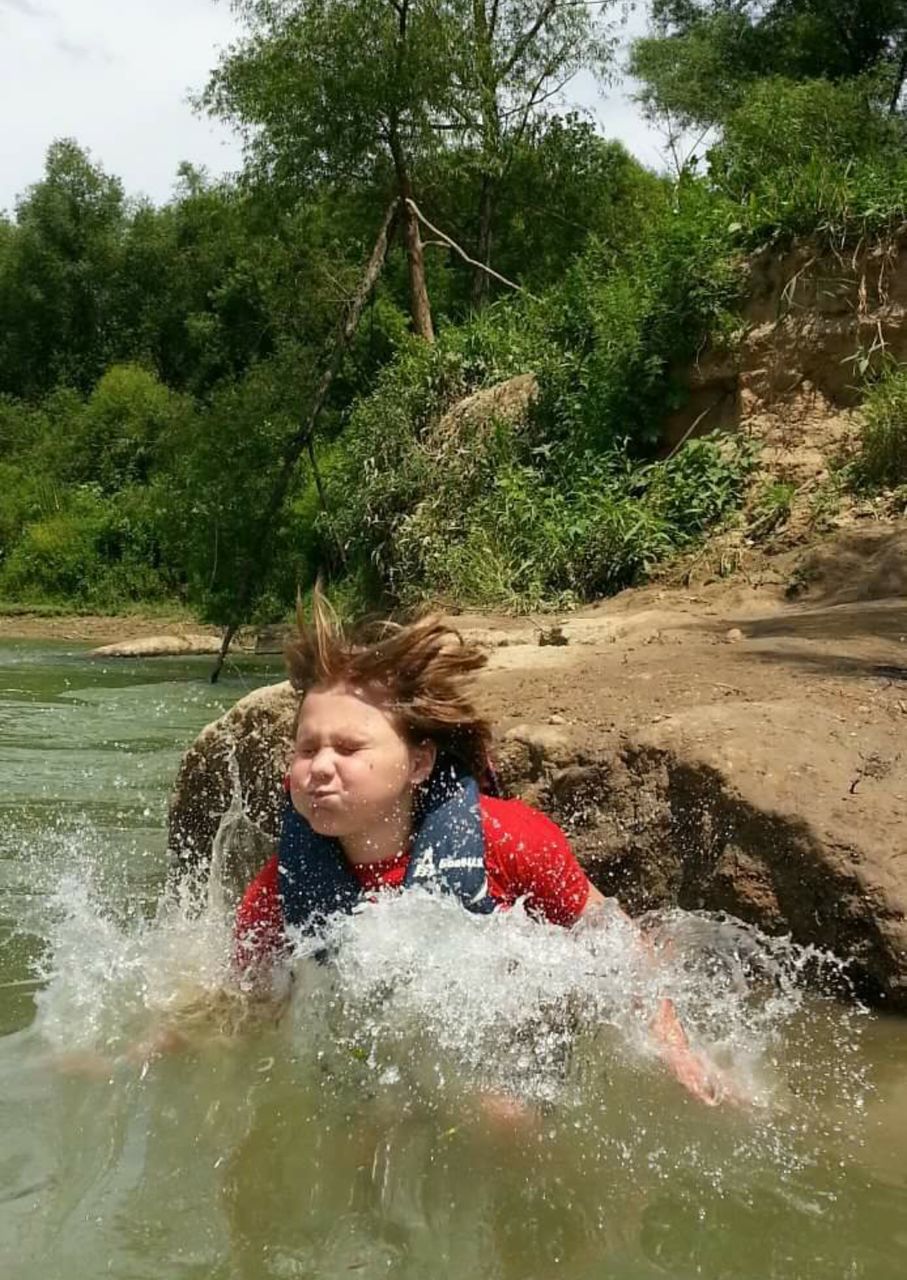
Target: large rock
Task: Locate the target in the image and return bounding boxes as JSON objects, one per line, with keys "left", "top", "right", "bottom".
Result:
{"left": 91, "top": 634, "right": 224, "bottom": 658}
{"left": 535, "top": 706, "right": 907, "bottom": 1006}
{"left": 432, "top": 372, "right": 538, "bottom": 446}
{"left": 168, "top": 681, "right": 296, "bottom": 872}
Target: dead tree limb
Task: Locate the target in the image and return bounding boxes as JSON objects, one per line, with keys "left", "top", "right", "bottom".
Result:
{"left": 890, "top": 37, "right": 907, "bottom": 114}
{"left": 405, "top": 198, "right": 531, "bottom": 298}
{"left": 210, "top": 201, "right": 397, "bottom": 684}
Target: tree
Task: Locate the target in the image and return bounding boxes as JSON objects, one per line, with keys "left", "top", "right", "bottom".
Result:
{"left": 204, "top": 1, "right": 462, "bottom": 340}
{"left": 446, "top": 0, "right": 615, "bottom": 303}
{"left": 204, "top": 2, "right": 619, "bottom": 331}
{"left": 422, "top": 114, "right": 666, "bottom": 302}
{"left": 118, "top": 173, "right": 283, "bottom": 395}
{"left": 0, "top": 141, "right": 128, "bottom": 397}
{"left": 631, "top": 0, "right": 907, "bottom": 135}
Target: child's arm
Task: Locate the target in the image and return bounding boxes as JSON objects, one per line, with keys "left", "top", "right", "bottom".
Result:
{"left": 579, "top": 886, "right": 734, "bottom": 1106}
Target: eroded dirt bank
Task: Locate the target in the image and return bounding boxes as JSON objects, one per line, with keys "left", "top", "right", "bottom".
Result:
{"left": 169, "top": 521, "right": 907, "bottom": 1008}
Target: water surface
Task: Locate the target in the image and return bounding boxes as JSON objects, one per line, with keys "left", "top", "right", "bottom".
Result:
{"left": 1, "top": 639, "right": 906, "bottom": 1280}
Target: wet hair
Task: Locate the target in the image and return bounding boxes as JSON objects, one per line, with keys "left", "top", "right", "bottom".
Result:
{"left": 285, "top": 588, "right": 494, "bottom": 780}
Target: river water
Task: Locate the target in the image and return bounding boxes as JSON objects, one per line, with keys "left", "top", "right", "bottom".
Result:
{"left": 1, "top": 639, "right": 906, "bottom": 1280}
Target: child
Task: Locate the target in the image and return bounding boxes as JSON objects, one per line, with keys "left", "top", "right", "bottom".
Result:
{"left": 235, "top": 592, "right": 730, "bottom": 1105}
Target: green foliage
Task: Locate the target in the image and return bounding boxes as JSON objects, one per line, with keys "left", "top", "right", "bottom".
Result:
{"left": 0, "top": 395, "right": 47, "bottom": 459}
{"left": 205, "top": 1, "right": 614, "bottom": 194}
{"left": 645, "top": 437, "right": 759, "bottom": 533}
{"left": 632, "top": 9, "right": 762, "bottom": 130}
{"left": 151, "top": 345, "right": 325, "bottom": 625}
{"left": 372, "top": 433, "right": 754, "bottom": 610}
{"left": 535, "top": 179, "right": 743, "bottom": 453}
{"left": 420, "top": 117, "right": 668, "bottom": 307}
{"left": 633, "top": 1, "right": 907, "bottom": 131}
{"left": 0, "top": 458, "right": 61, "bottom": 566}
{"left": 0, "top": 486, "right": 169, "bottom": 609}
{"left": 5, "top": 3, "right": 907, "bottom": 623}
{"left": 0, "top": 141, "right": 127, "bottom": 398}
{"left": 204, "top": 1, "right": 459, "bottom": 188}
{"left": 60, "top": 364, "right": 193, "bottom": 493}
{"left": 710, "top": 78, "right": 907, "bottom": 243}
{"left": 324, "top": 288, "right": 756, "bottom": 609}
{"left": 852, "top": 363, "right": 907, "bottom": 489}
{"left": 750, "top": 478, "right": 797, "bottom": 536}
{"left": 203, "top": 1, "right": 618, "bottom": 337}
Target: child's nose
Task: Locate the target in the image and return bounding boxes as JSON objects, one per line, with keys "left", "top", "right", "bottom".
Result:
{"left": 310, "top": 747, "right": 336, "bottom": 778}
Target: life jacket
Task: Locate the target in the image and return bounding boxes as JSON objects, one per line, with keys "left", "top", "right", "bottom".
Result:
{"left": 278, "top": 757, "right": 497, "bottom": 933}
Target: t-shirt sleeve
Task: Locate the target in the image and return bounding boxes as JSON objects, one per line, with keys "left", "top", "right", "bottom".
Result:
{"left": 234, "top": 855, "right": 285, "bottom": 971}
{"left": 481, "top": 796, "right": 592, "bottom": 928}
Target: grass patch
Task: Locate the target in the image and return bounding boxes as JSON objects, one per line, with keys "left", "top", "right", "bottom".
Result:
{"left": 0, "top": 601, "right": 75, "bottom": 618}
{"left": 0, "top": 598, "right": 195, "bottom": 620}
{"left": 852, "top": 363, "right": 907, "bottom": 490}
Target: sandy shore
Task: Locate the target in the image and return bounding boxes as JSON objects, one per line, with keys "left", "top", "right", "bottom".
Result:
{"left": 0, "top": 611, "right": 221, "bottom": 645}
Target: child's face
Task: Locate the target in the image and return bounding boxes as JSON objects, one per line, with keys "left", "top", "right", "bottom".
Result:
{"left": 289, "top": 683, "right": 434, "bottom": 845}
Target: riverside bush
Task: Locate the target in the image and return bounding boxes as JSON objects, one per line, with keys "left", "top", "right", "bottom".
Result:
{"left": 711, "top": 78, "right": 907, "bottom": 244}
{"left": 0, "top": 486, "right": 169, "bottom": 607}
{"left": 535, "top": 180, "right": 742, "bottom": 454}
{"left": 325, "top": 182, "right": 750, "bottom": 609}
{"left": 853, "top": 364, "right": 907, "bottom": 489}
{"left": 60, "top": 364, "right": 193, "bottom": 493}
{"left": 392, "top": 439, "right": 755, "bottom": 609}
{"left": 327, "top": 312, "right": 756, "bottom": 610}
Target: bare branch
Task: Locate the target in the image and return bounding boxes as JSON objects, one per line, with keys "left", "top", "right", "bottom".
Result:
{"left": 210, "top": 201, "right": 398, "bottom": 682}
{"left": 405, "top": 198, "right": 532, "bottom": 297}
{"left": 889, "top": 35, "right": 907, "bottom": 114}
{"left": 501, "top": 0, "right": 560, "bottom": 77}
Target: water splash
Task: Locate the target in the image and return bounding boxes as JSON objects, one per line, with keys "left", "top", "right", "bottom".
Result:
{"left": 280, "top": 891, "right": 869, "bottom": 1121}
{"left": 7, "top": 843, "right": 885, "bottom": 1280}
{"left": 204, "top": 743, "right": 274, "bottom": 914}
{"left": 28, "top": 807, "right": 255, "bottom": 1057}
{"left": 24, "top": 826, "right": 869, "bottom": 1105}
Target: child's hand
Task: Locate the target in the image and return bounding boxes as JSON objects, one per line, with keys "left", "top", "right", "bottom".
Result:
{"left": 652, "top": 998, "right": 745, "bottom": 1107}
{"left": 661, "top": 1043, "right": 734, "bottom": 1107}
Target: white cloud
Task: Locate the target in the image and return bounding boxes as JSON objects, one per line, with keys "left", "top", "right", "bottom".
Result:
{"left": 0, "top": 0, "right": 52, "bottom": 17}
{"left": 0, "top": 0, "right": 244, "bottom": 212}
{"left": 54, "top": 34, "right": 115, "bottom": 65}
{"left": 0, "top": 0, "right": 666, "bottom": 217}
{"left": 573, "top": 71, "right": 667, "bottom": 173}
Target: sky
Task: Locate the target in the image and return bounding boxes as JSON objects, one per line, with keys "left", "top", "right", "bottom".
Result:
{"left": 0, "top": 0, "right": 665, "bottom": 216}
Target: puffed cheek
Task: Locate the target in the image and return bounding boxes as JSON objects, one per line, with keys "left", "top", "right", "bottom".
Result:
{"left": 288, "top": 757, "right": 308, "bottom": 783}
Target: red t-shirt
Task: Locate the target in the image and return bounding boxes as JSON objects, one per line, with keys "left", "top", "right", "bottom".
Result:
{"left": 235, "top": 795, "right": 591, "bottom": 966}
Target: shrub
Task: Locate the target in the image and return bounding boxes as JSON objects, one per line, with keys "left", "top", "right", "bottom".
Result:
{"left": 151, "top": 345, "right": 326, "bottom": 623}
{"left": 61, "top": 363, "right": 193, "bottom": 493}
{"left": 0, "top": 486, "right": 169, "bottom": 608}
{"left": 324, "top": 185, "right": 750, "bottom": 610}
{"left": 710, "top": 78, "right": 907, "bottom": 244}
{"left": 327, "top": 338, "right": 755, "bottom": 611}
{"left": 0, "top": 462, "right": 62, "bottom": 563}
{"left": 749, "top": 478, "right": 797, "bottom": 537}
{"left": 0, "top": 395, "right": 48, "bottom": 460}
{"left": 533, "top": 179, "right": 743, "bottom": 455}
{"left": 852, "top": 363, "right": 907, "bottom": 489}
